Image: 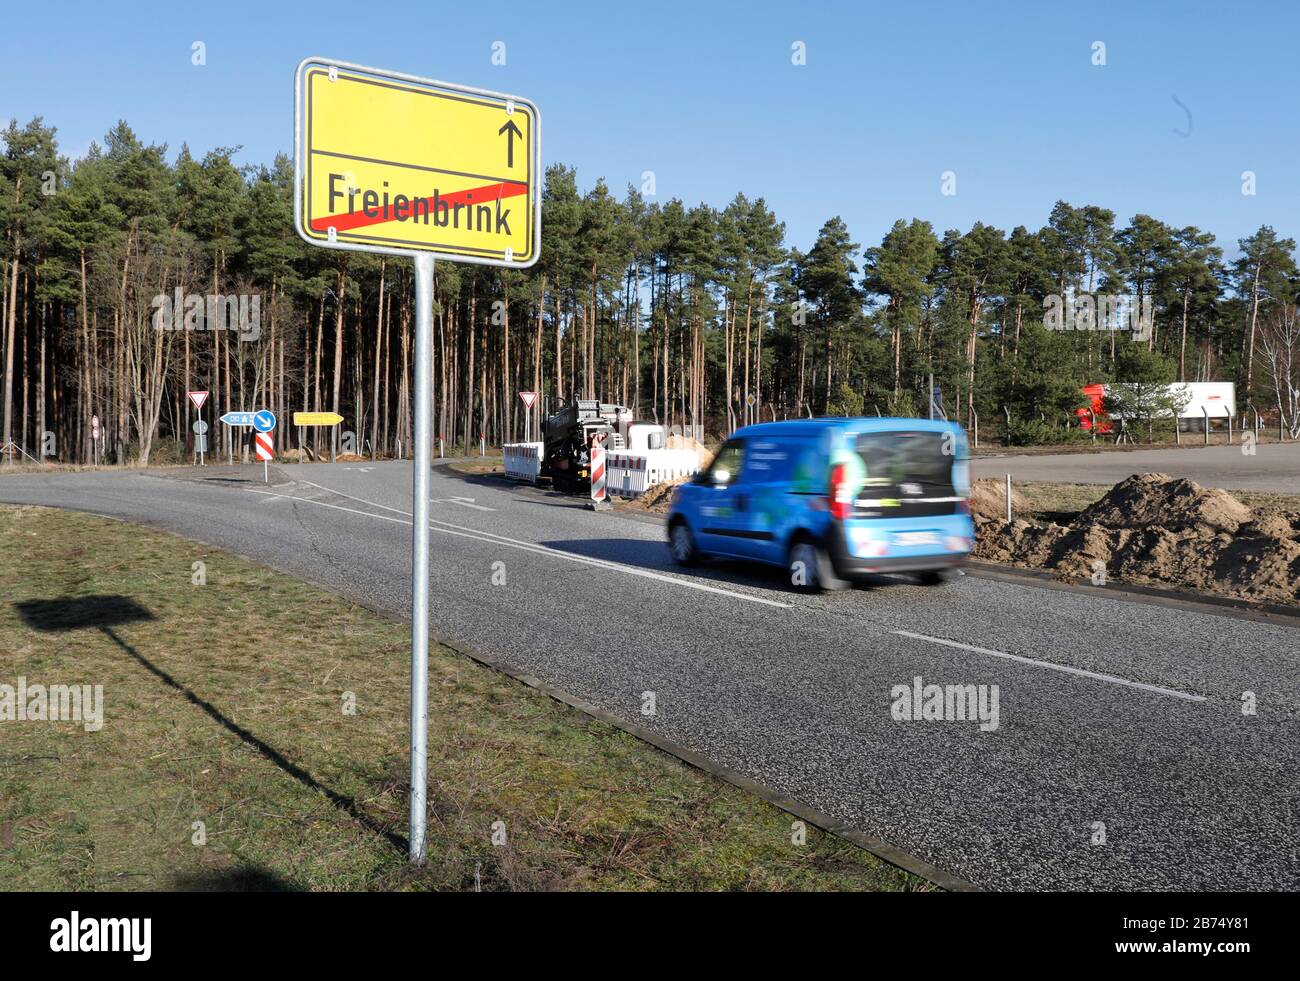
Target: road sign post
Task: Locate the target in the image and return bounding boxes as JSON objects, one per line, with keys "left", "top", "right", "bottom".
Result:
{"left": 255, "top": 429, "right": 274, "bottom": 484}
{"left": 296, "top": 57, "right": 540, "bottom": 865}
{"left": 192, "top": 418, "right": 209, "bottom": 466}
{"left": 292, "top": 411, "right": 343, "bottom": 427}
{"left": 251, "top": 411, "right": 277, "bottom": 471}
{"left": 188, "top": 392, "right": 209, "bottom": 465}
{"left": 292, "top": 413, "right": 343, "bottom": 464}
{"left": 409, "top": 252, "right": 434, "bottom": 862}
{"left": 519, "top": 390, "right": 537, "bottom": 441}
{"left": 222, "top": 410, "right": 252, "bottom": 466}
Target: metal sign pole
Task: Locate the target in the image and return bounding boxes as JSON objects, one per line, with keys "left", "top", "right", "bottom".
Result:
{"left": 409, "top": 251, "right": 434, "bottom": 863}
{"left": 293, "top": 59, "right": 540, "bottom": 866}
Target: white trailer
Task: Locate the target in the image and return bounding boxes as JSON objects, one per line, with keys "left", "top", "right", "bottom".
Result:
{"left": 1097, "top": 382, "right": 1236, "bottom": 421}
{"left": 1169, "top": 382, "right": 1235, "bottom": 419}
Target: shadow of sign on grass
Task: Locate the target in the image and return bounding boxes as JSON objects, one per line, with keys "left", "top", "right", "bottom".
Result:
{"left": 15, "top": 594, "right": 155, "bottom": 632}
{"left": 169, "top": 864, "right": 297, "bottom": 892}
{"left": 13, "top": 594, "right": 407, "bottom": 858}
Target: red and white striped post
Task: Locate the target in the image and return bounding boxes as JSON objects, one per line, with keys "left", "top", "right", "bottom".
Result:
{"left": 590, "top": 434, "right": 607, "bottom": 507}
{"left": 255, "top": 430, "right": 274, "bottom": 485}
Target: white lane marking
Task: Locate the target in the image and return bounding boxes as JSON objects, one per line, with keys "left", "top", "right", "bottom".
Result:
{"left": 250, "top": 484, "right": 792, "bottom": 609}
{"left": 248, "top": 491, "right": 410, "bottom": 526}
{"left": 433, "top": 496, "right": 495, "bottom": 511}
{"left": 894, "top": 630, "right": 1206, "bottom": 702}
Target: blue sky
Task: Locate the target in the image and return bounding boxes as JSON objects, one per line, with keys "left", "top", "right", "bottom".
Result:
{"left": 3, "top": 0, "right": 1296, "bottom": 260}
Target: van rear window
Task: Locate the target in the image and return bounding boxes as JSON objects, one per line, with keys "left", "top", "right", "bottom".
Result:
{"left": 854, "top": 431, "right": 955, "bottom": 498}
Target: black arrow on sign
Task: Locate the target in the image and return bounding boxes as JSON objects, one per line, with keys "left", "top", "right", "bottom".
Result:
{"left": 498, "top": 119, "right": 522, "bottom": 168}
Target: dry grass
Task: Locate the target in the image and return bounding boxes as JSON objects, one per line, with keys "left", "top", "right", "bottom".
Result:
{"left": 1010, "top": 481, "right": 1300, "bottom": 521}
{"left": 448, "top": 457, "right": 504, "bottom": 476}
{"left": 0, "top": 505, "right": 920, "bottom": 892}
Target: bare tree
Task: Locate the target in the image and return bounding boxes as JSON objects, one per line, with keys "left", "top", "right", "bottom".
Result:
{"left": 1258, "top": 302, "right": 1300, "bottom": 439}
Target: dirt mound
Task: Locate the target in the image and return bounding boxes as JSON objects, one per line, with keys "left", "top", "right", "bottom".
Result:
{"left": 665, "top": 434, "right": 713, "bottom": 468}
{"left": 970, "top": 478, "right": 1031, "bottom": 523}
{"left": 1246, "top": 511, "right": 1300, "bottom": 540}
{"left": 623, "top": 478, "right": 686, "bottom": 513}
{"left": 1078, "top": 473, "right": 1252, "bottom": 533}
{"left": 973, "top": 473, "right": 1298, "bottom": 605}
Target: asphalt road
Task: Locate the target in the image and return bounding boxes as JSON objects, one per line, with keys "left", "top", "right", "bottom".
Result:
{"left": 3, "top": 461, "right": 1298, "bottom": 890}
{"left": 973, "top": 439, "right": 1300, "bottom": 493}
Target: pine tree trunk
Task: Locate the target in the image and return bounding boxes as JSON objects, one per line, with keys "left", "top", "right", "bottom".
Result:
{"left": 371, "top": 260, "right": 385, "bottom": 458}
{"left": 330, "top": 263, "right": 346, "bottom": 460}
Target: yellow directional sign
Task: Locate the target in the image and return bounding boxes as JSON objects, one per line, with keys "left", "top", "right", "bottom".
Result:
{"left": 293, "top": 411, "right": 344, "bottom": 427}
{"left": 295, "top": 59, "right": 540, "bottom": 267}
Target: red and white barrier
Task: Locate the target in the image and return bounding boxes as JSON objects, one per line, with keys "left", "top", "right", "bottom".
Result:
{"left": 254, "top": 431, "right": 274, "bottom": 461}
{"left": 606, "top": 448, "right": 700, "bottom": 497}
{"left": 503, "top": 441, "right": 699, "bottom": 497}
{"left": 606, "top": 452, "right": 647, "bottom": 496}
{"left": 590, "top": 441, "right": 607, "bottom": 504}
{"left": 503, "top": 442, "right": 543, "bottom": 483}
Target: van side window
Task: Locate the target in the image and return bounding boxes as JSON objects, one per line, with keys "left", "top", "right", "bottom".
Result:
{"left": 746, "top": 438, "right": 795, "bottom": 481}
{"left": 702, "top": 439, "right": 745, "bottom": 485}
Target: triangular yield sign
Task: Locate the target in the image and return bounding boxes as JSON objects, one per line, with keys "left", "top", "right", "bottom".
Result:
{"left": 188, "top": 391, "right": 209, "bottom": 411}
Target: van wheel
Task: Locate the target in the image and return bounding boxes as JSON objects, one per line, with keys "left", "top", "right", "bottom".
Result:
{"left": 918, "top": 569, "right": 954, "bottom": 586}
{"left": 788, "top": 539, "right": 848, "bottom": 593}
{"left": 669, "top": 521, "right": 700, "bottom": 567}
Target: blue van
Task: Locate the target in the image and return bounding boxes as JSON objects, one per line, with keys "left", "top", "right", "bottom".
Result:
{"left": 666, "top": 418, "right": 974, "bottom": 592}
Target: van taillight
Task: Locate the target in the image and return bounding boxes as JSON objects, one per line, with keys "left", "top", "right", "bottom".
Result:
{"left": 829, "top": 463, "right": 852, "bottom": 520}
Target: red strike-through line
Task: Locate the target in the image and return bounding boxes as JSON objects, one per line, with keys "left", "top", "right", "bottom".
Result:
{"left": 310, "top": 180, "right": 528, "bottom": 232}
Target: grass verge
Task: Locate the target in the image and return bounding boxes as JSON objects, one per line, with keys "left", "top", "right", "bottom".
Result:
{"left": 448, "top": 455, "right": 504, "bottom": 476}
{"left": 0, "top": 504, "right": 921, "bottom": 892}
{"left": 1012, "top": 481, "right": 1300, "bottom": 520}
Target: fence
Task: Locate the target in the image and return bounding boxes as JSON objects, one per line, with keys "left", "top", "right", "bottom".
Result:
{"left": 503, "top": 442, "right": 543, "bottom": 483}
{"left": 607, "top": 449, "right": 701, "bottom": 496}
